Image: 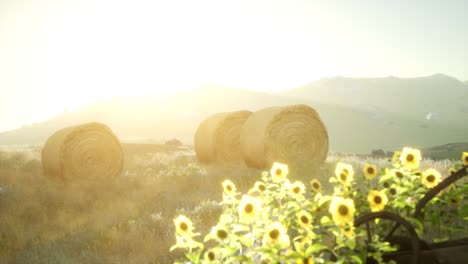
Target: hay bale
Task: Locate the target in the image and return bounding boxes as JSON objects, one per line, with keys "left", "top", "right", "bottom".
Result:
{"left": 194, "top": 110, "right": 252, "bottom": 165}
{"left": 41, "top": 122, "right": 123, "bottom": 181}
{"left": 240, "top": 105, "right": 328, "bottom": 173}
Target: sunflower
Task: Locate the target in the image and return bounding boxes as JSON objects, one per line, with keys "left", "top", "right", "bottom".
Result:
{"left": 310, "top": 179, "right": 322, "bottom": 193}
{"left": 203, "top": 249, "right": 219, "bottom": 263}
{"left": 462, "top": 152, "right": 468, "bottom": 166}
{"left": 237, "top": 195, "right": 262, "bottom": 224}
{"left": 210, "top": 225, "right": 229, "bottom": 242}
{"left": 296, "top": 257, "right": 315, "bottom": 264}
{"left": 222, "top": 180, "right": 237, "bottom": 194}
{"left": 448, "top": 167, "right": 456, "bottom": 175}
{"left": 251, "top": 181, "right": 266, "bottom": 193}
{"left": 341, "top": 225, "right": 355, "bottom": 238}
{"left": 367, "top": 190, "right": 388, "bottom": 212}
{"left": 392, "top": 151, "right": 402, "bottom": 167}
{"left": 289, "top": 181, "right": 306, "bottom": 199}
{"left": 270, "top": 162, "right": 289, "bottom": 183}
{"left": 335, "top": 162, "right": 354, "bottom": 186}
{"left": 388, "top": 186, "right": 398, "bottom": 197}
{"left": 329, "top": 197, "right": 356, "bottom": 226}
{"left": 390, "top": 168, "right": 405, "bottom": 180}
{"left": 448, "top": 196, "right": 462, "bottom": 207}
{"left": 421, "top": 168, "right": 442, "bottom": 188}
{"left": 400, "top": 147, "right": 422, "bottom": 170}
{"left": 363, "top": 163, "right": 378, "bottom": 179}
{"left": 263, "top": 222, "right": 290, "bottom": 248}
{"left": 174, "top": 215, "right": 195, "bottom": 237}
{"left": 296, "top": 210, "right": 313, "bottom": 229}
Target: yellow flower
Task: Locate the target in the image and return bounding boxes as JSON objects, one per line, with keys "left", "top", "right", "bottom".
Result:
{"left": 448, "top": 196, "right": 462, "bottom": 207}
{"left": 203, "top": 249, "right": 219, "bottom": 263}
{"left": 341, "top": 225, "right": 355, "bottom": 238}
{"left": 210, "top": 225, "right": 229, "bottom": 242}
{"left": 270, "top": 162, "right": 289, "bottom": 183}
{"left": 251, "top": 181, "right": 266, "bottom": 193}
{"left": 222, "top": 180, "right": 236, "bottom": 194}
{"left": 310, "top": 179, "right": 322, "bottom": 193}
{"left": 174, "top": 215, "right": 195, "bottom": 237}
{"left": 388, "top": 186, "right": 398, "bottom": 197}
{"left": 296, "top": 210, "right": 313, "bottom": 229}
{"left": 289, "top": 181, "right": 306, "bottom": 199}
{"left": 329, "top": 197, "right": 356, "bottom": 226}
{"left": 421, "top": 168, "right": 442, "bottom": 188}
{"left": 390, "top": 168, "right": 405, "bottom": 180}
{"left": 363, "top": 163, "right": 378, "bottom": 179}
{"left": 462, "top": 152, "right": 468, "bottom": 166}
{"left": 263, "top": 222, "right": 290, "bottom": 248}
{"left": 296, "top": 257, "right": 315, "bottom": 264}
{"left": 400, "top": 147, "right": 422, "bottom": 170}
{"left": 335, "top": 162, "right": 354, "bottom": 186}
{"left": 448, "top": 167, "right": 456, "bottom": 175}
{"left": 237, "top": 195, "right": 262, "bottom": 224}
{"left": 392, "top": 151, "right": 402, "bottom": 167}
{"left": 367, "top": 190, "right": 388, "bottom": 212}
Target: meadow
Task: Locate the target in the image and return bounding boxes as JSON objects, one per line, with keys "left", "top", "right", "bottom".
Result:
{"left": 0, "top": 144, "right": 464, "bottom": 263}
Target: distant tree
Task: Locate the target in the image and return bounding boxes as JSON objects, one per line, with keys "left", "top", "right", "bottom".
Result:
{"left": 371, "top": 149, "right": 386, "bottom": 157}
{"left": 165, "top": 138, "right": 183, "bottom": 147}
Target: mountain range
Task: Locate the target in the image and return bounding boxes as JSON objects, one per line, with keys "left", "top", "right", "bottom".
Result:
{"left": 1, "top": 74, "right": 467, "bottom": 154}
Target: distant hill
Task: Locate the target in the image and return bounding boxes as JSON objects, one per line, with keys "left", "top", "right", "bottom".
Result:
{"left": 283, "top": 74, "right": 468, "bottom": 123}
{"left": 1, "top": 75, "right": 468, "bottom": 154}
{"left": 422, "top": 142, "right": 468, "bottom": 161}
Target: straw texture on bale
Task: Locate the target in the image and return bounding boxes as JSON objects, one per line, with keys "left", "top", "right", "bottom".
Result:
{"left": 194, "top": 110, "right": 252, "bottom": 165}
{"left": 240, "top": 105, "right": 328, "bottom": 173}
{"left": 41, "top": 122, "right": 123, "bottom": 181}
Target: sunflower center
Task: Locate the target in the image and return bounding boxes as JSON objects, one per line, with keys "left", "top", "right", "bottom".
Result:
{"left": 383, "top": 182, "right": 390, "bottom": 188}
{"left": 226, "top": 185, "right": 232, "bottom": 191}
{"left": 340, "top": 173, "right": 347, "bottom": 181}
{"left": 180, "top": 222, "right": 188, "bottom": 231}
{"left": 406, "top": 154, "right": 414, "bottom": 162}
{"left": 465, "top": 156, "right": 468, "bottom": 162}
{"left": 367, "top": 167, "right": 375, "bottom": 174}
{"left": 275, "top": 168, "right": 282, "bottom": 175}
{"left": 303, "top": 258, "right": 311, "bottom": 264}
{"left": 244, "top": 203, "right": 254, "bottom": 213}
{"left": 427, "top": 175, "right": 435, "bottom": 183}
{"left": 390, "top": 188, "right": 397, "bottom": 195}
{"left": 374, "top": 195, "right": 382, "bottom": 204}
{"left": 293, "top": 187, "right": 301, "bottom": 194}
{"left": 208, "top": 251, "right": 215, "bottom": 261}
{"left": 313, "top": 182, "right": 320, "bottom": 189}
{"left": 269, "top": 229, "right": 280, "bottom": 240}
{"left": 259, "top": 184, "right": 266, "bottom": 191}
{"left": 216, "top": 229, "right": 228, "bottom": 239}
{"left": 395, "top": 171, "right": 403, "bottom": 178}
{"left": 300, "top": 215, "right": 309, "bottom": 224}
{"left": 450, "top": 198, "right": 457, "bottom": 203}
{"left": 338, "top": 205, "right": 349, "bottom": 215}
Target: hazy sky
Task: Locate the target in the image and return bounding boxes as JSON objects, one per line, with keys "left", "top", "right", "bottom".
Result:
{"left": 1, "top": 0, "right": 467, "bottom": 132}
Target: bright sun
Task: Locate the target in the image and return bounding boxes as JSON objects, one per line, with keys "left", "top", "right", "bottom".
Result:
{"left": 1, "top": 0, "right": 341, "bottom": 129}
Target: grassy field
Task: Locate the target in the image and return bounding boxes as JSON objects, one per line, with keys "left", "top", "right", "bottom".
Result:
{"left": 0, "top": 144, "right": 460, "bottom": 263}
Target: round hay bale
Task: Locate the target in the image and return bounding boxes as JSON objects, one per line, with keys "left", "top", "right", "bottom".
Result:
{"left": 194, "top": 110, "right": 252, "bottom": 165}
{"left": 41, "top": 122, "right": 124, "bottom": 181}
{"left": 240, "top": 104, "right": 328, "bottom": 174}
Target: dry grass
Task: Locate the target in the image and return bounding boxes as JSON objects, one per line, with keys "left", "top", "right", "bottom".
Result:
{"left": 0, "top": 144, "right": 262, "bottom": 263}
